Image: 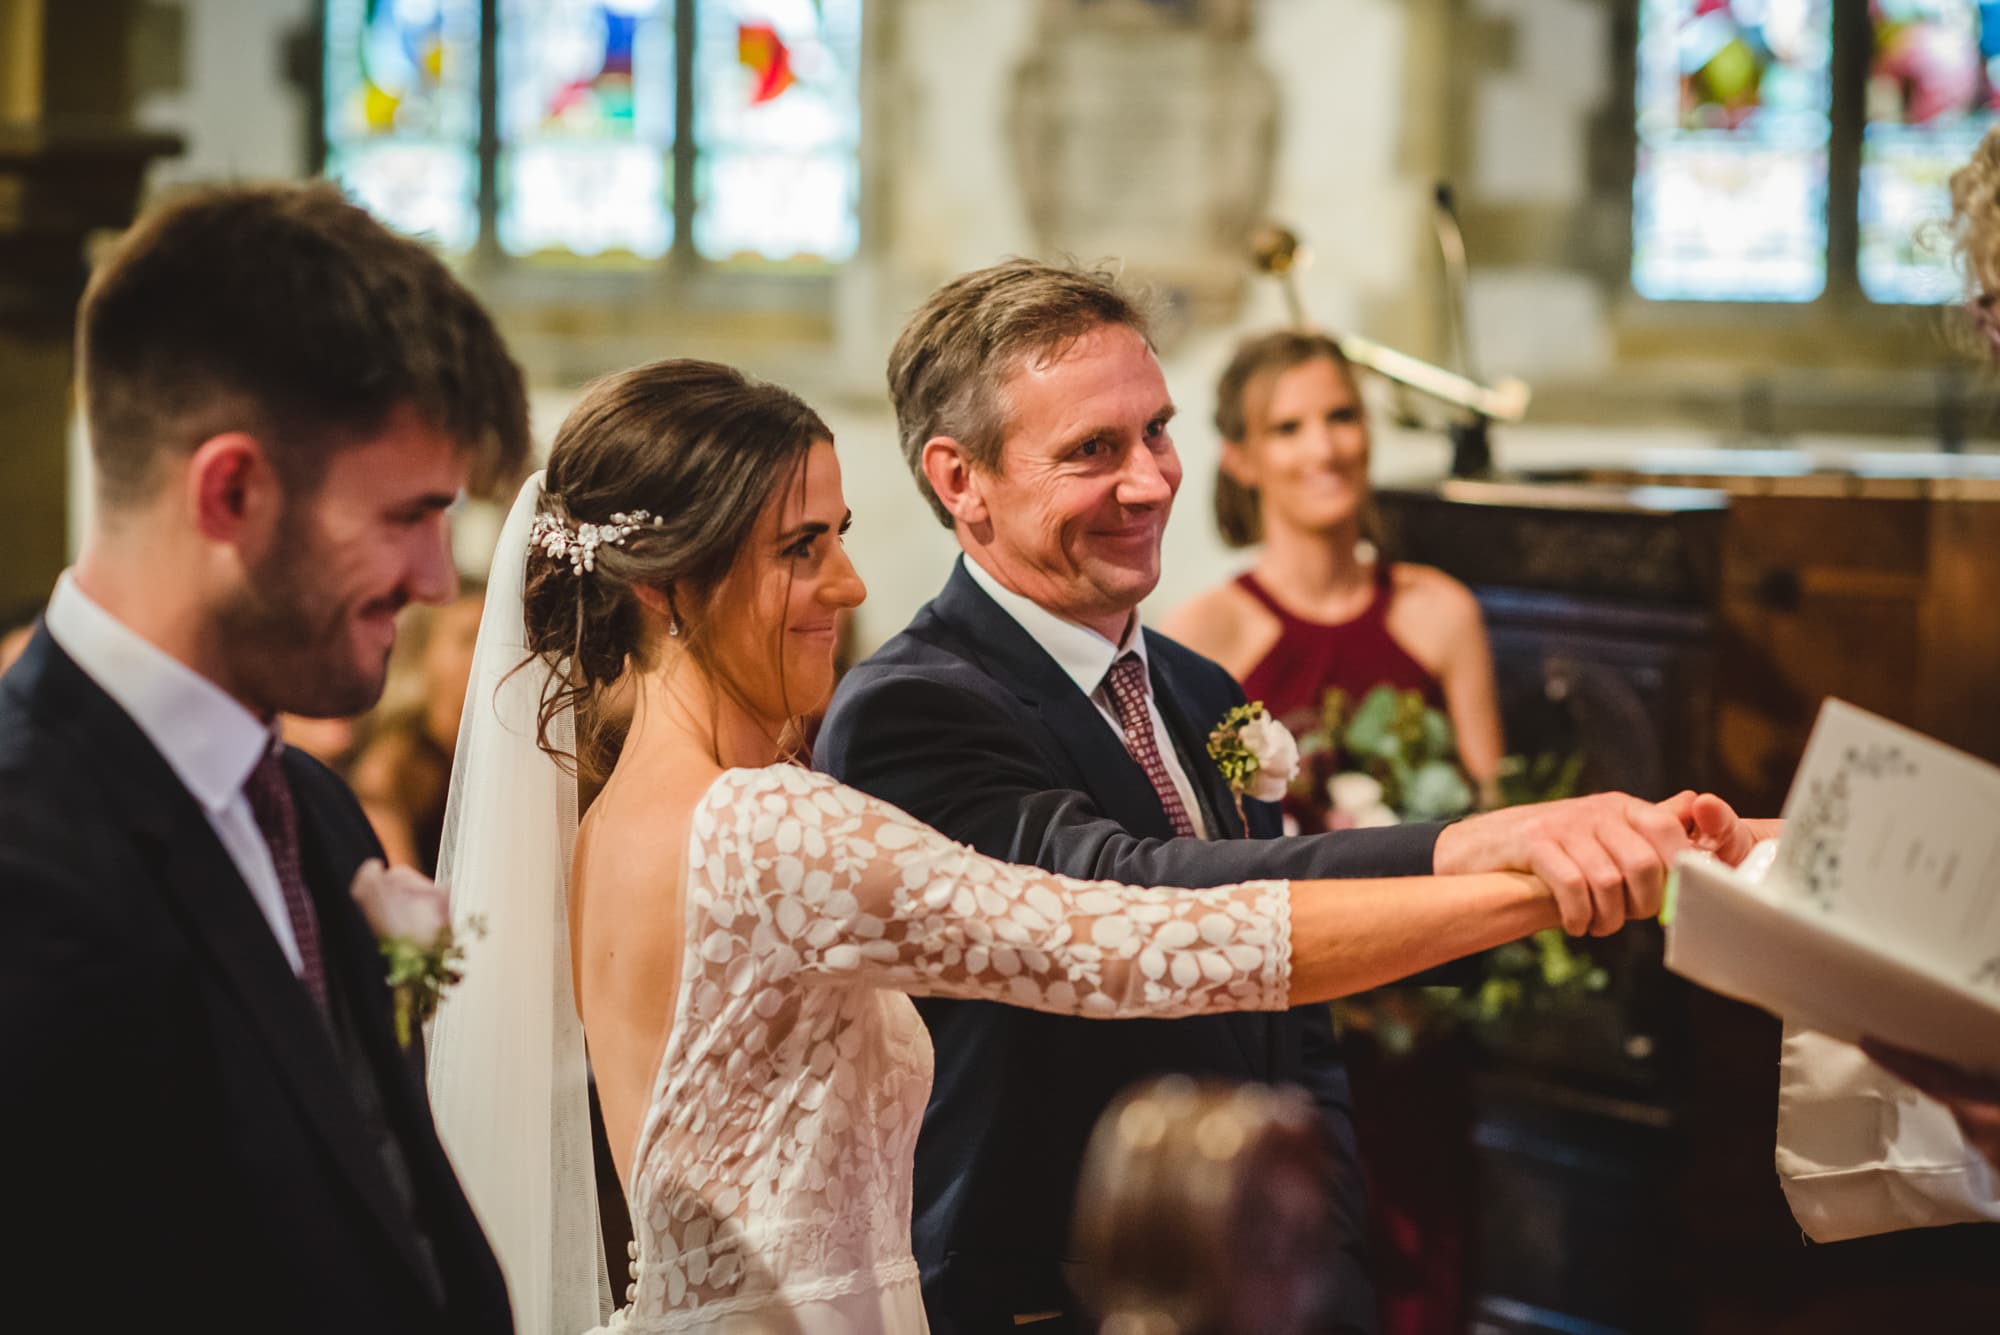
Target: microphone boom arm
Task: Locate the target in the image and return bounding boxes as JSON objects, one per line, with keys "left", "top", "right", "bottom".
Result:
{"left": 1248, "top": 221, "right": 1530, "bottom": 426}
{"left": 1338, "top": 331, "right": 1530, "bottom": 423}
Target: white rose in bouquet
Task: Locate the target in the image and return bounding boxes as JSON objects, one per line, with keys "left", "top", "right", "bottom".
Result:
{"left": 1328, "top": 772, "right": 1400, "bottom": 829}
{"left": 1328, "top": 772, "right": 1384, "bottom": 817}
{"left": 1236, "top": 712, "right": 1300, "bottom": 802}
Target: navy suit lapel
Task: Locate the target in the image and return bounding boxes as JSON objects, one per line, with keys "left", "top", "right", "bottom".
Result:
{"left": 288, "top": 750, "right": 433, "bottom": 1122}
{"left": 31, "top": 636, "right": 439, "bottom": 1292}
{"left": 286, "top": 751, "right": 398, "bottom": 1061}
{"left": 927, "top": 569, "right": 1273, "bottom": 1080}
{"left": 933, "top": 562, "right": 1179, "bottom": 841}
{"left": 1042, "top": 688, "right": 1182, "bottom": 841}
{"left": 1145, "top": 639, "right": 1247, "bottom": 841}
{"left": 288, "top": 754, "right": 469, "bottom": 1296}
{"left": 147, "top": 812, "right": 437, "bottom": 1284}
{"left": 1142, "top": 636, "right": 1276, "bottom": 1071}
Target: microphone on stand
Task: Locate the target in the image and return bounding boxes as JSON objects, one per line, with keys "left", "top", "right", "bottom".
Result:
{"left": 1433, "top": 184, "right": 1475, "bottom": 383}
{"left": 1432, "top": 182, "right": 1494, "bottom": 479}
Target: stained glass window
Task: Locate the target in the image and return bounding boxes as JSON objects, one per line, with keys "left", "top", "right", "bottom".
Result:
{"left": 323, "top": 0, "right": 482, "bottom": 251}
{"left": 1860, "top": 1, "right": 1999, "bottom": 303}
{"left": 1632, "top": 0, "right": 1834, "bottom": 302}
{"left": 498, "top": 0, "right": 677, "bottom": 258}
{"left": 322, "top": 0, "right": 862, "bottom": 266}
{"left": 691, "top": 0, "right": 863, "bottom": 263}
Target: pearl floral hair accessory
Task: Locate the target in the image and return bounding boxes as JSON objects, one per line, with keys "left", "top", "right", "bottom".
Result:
{"left": 529, "top": 506, "right": 665, "bottom": 575}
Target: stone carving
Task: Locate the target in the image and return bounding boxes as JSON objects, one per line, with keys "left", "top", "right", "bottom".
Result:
{"left": 1008, "top": 0, "right": 1275, "bottom": 336}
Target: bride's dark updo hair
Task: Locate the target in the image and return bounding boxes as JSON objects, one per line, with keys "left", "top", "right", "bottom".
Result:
{"left": 522, "top": 359, "right": 830, "bottom": 775}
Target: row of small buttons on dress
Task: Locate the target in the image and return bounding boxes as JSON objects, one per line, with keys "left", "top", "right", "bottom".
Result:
{"left": 626, "top": 1238, "right": 638, "bottom": 1305}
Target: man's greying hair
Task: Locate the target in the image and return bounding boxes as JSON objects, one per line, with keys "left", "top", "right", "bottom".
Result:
{"left": 79, "top": 182, "right": 530, "bottom": 509}
{"left": 886, "top": 258, "right": 1152, "bottom": 527}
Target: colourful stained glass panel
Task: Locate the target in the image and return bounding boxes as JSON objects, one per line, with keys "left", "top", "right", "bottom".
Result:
{"left": 1633, "top": 0, "right": 1833, "bottom": 302}
{"left": 498, "top": 0, "right": 677, "bottom": 258}
{"left": 323, "top": 0, "right": 481, "bottom": 251}
{"left": 1860, "top": 1, "right": 2000, "bottom": 303}
{"left": 692, "top": 0, "right": 863, "bottom": 263}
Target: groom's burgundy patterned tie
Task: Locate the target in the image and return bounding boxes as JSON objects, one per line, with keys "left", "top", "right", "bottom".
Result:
{"left": 1105, "top": 653, "right": 1198, "bottom": 839}
{"left": 244, "top": 743, "right": 331, "bottom": 1014}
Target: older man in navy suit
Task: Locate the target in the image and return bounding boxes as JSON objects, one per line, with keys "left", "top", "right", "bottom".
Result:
{"left": 817, "top": 260, "right": 1753, "bottom": 1334}
{"left": 0, "top": 185, "right": 525, "bottom": 1333}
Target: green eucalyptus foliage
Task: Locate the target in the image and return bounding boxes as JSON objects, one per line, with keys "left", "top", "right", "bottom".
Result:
{"left": 1205, "top": 701, "right": 1268, "bottom": 792}
{"left": 1298, "top": 686, "right": 1605, "bottom": 1056}
{"left": 377, "top": 915, "right": 481, "bottom": 1049}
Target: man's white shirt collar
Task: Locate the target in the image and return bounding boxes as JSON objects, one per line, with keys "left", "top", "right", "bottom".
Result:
{"left": 963, "top": 555, "right": 1147, "bottom": 697}
{"left": 962, "top": 555, "right": 1208, "bottom": 837}
{"left": 44, "top": 571, "right": 273, "bottom": 813}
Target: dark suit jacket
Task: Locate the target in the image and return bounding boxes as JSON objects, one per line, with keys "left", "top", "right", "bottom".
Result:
{"left": 0, "top": 628, "right": 512, "bottom": 1334}
{"left": 816, "top": 560, "right": 1445, "bottom": 1334}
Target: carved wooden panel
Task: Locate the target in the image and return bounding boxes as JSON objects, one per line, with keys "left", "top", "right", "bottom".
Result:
{"left": 1377, "top": 478, "right": 2000, "bottom": 1335}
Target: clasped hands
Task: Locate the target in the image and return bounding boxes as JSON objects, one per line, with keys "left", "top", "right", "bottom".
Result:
{"left": 1430, "top": 794, "right": 2000, "bottom": 1174}
{"left": 1434, "top": 789, "right": 1783, "bottom": 937}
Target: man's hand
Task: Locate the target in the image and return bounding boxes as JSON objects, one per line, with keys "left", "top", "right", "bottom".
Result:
{"left": 1433, "top": 790, "right": 1783, "bottom": 936}
{"left": 1861, "top": 1041, "right": 2000, "bottom": 1174}
{"left": 1433, "top": 792, "right": 1696, "bottom": 936}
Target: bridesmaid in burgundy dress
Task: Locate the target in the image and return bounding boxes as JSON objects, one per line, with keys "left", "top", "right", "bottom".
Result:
{"left": 1163, "top": 329, "right": 1502, "bottom": 809}
{"left": 1163, "top": 330, "right": 1508, "bottom": 1335}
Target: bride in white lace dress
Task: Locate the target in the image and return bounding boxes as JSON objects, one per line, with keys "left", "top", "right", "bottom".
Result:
{"left": 425, "top": 361, "right": 1566, "bottom": 1335}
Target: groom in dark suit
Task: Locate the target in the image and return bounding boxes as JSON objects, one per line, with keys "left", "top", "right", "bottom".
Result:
{"left": 818, "top": 260, "right": 1743, "bottom": 1334}
{"left": 0, "top": 185, "right": 527, "bottom": 1332}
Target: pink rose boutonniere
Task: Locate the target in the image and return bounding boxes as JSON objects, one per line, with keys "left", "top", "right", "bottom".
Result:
{"left": 349, "top": 859, "right": 482, "bottom": 1048}
{"left": 1206, "top": 702, "right": 1302, "bottom": 828}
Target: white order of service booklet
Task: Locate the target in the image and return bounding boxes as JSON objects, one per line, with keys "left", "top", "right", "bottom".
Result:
{"left": 1666, "top": 699, "right": 2000, "bottom": 1076}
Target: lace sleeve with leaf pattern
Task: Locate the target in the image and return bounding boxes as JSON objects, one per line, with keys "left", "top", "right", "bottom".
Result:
{"left": 690, "top": 766, "right": 1291, "bottom": 1018}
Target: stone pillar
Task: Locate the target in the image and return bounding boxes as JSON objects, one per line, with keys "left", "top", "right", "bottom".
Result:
{"left": 0, "top": 0, "right": 178, "bottom": 616}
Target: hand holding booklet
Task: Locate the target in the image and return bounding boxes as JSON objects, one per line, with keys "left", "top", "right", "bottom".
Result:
{"left": 1666, "top": 699, "right": 2000, "bottom": 1076}
{"left": 1666, "top": 700, "right": 2000, "bottom": 1241}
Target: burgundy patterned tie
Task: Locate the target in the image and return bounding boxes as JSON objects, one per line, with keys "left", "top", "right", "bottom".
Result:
{"left": 244, "top": 743, "right": 331, "bottom": 1014}
{"left": 1104, "top": 654, "right": 1198, "bottom": 838}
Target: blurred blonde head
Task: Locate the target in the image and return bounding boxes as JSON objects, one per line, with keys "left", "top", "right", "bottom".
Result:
{"left": 1072, "top": 1078, "right": 1336, "bottom": 1335}
{"left": 1950, "top": 124, "right": 2000, "bottom": 349}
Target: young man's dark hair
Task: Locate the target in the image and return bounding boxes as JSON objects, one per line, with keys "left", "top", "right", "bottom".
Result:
{"left": 79, "top": 181, "right": 530, "bottom": 508}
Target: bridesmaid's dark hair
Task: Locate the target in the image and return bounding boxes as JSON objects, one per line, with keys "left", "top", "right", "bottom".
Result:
{"left": 1211, "top": 330, "right": 1370, "bottom": 550}
{"left": 521, "top": 359, "right": 830, "bottom": 778}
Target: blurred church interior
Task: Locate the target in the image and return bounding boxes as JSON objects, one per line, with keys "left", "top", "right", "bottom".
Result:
{"left": 3, "top": 1, "right": 1995, "bottom": 1331}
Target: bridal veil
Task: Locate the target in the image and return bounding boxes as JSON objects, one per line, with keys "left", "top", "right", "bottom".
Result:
{"left": 427, "top": 471, "right": 613, "bottom": 1335}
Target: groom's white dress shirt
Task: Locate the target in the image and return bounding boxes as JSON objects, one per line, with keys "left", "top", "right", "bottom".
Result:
{"left": 44, "top": 571, "right": 307, "bottom": 975}
{"left": 964, "top": 557, "right": 1209, "bottom": 838}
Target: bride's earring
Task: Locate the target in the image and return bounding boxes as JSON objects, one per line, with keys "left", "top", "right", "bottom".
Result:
{"left": 668, "top": 619, "right": 680, "bottom": 638}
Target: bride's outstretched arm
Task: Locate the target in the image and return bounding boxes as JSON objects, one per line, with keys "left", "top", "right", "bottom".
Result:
{"left": 1285, "top": 868, "right": 1551, "bottom": 1004}
{"left": 699, "top": 768, "right": 1559, "bottom": 1017}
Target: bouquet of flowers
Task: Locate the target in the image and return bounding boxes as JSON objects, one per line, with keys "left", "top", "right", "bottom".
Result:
{"left": 1290, "top": 685, "right": 1605, "bottom": 1055}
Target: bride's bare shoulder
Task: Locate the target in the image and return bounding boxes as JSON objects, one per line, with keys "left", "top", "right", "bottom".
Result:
{"left": 577, "top": 763, "right": 724, "bottom": 886}
{"left": 570, "top": 760, "right": 727, "bottom": 1172}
